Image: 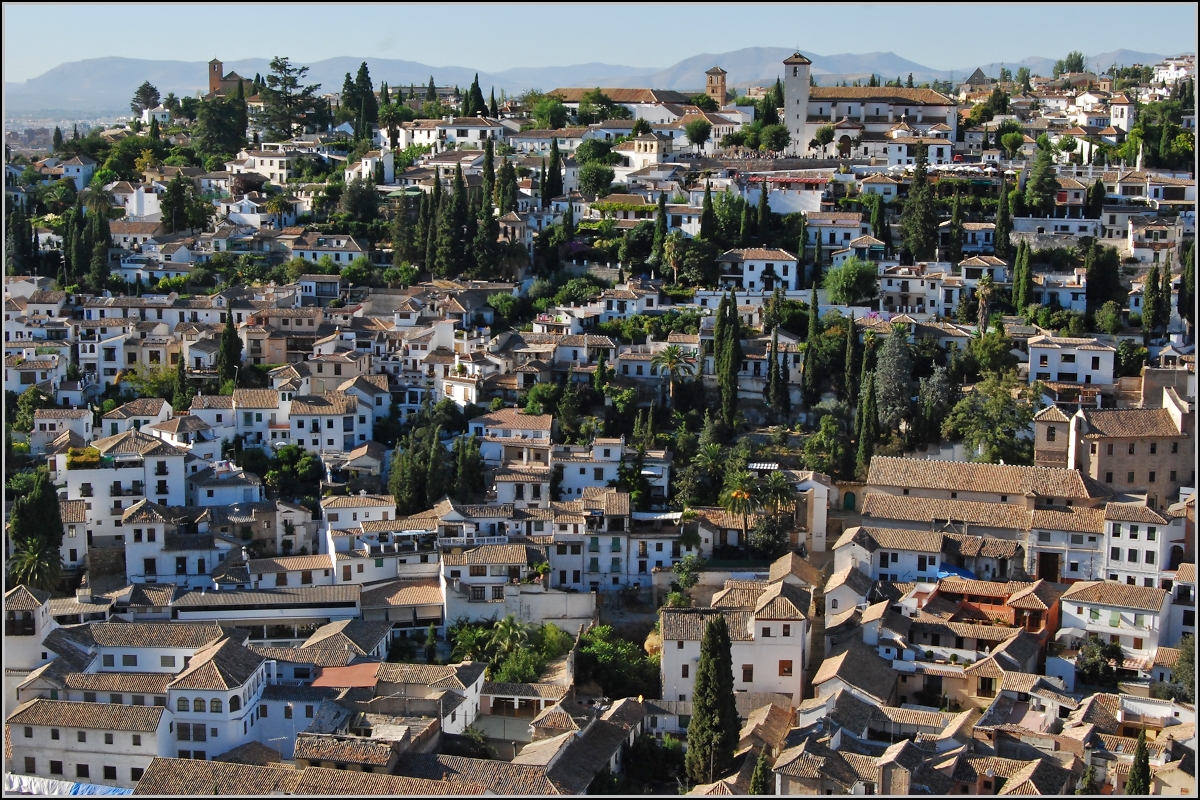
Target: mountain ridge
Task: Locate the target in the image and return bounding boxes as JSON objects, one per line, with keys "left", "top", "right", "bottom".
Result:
{"left": 4, "top": 47, "right": 1186, "bottom": 115}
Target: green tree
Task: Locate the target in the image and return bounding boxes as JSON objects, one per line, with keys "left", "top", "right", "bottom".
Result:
{"left": 900, "top": 143, "right": 938, "bottom": 260}
{"left": 6, "top": 467, "right": 64, "bottom": 550}
{"left": 651, "top": 344, "right": 696, "bottom": 408}
{"left": 13, "top": 385, "right": 55, "bottom": 433}
{"left": 215, "top": 314, "right": 243, "bottom": 385}
{"left": 578, "top": 163, "right": 614, "bottom": 197}
{"left": 748, "top": 746, "right": 772, "bottom": 794}
{"left": 131, "top": 81, "right": 160, "bottom": 115}
{"left": 1024, "top": 144, "right": 1059, "bottom": 217}
{"left": 685, "top": 118, "right": 713, "bottom": 150}
{"left": 1000, "top": 131, "right": 1025, "bottom": 160}
{"left": 686, "top": 616, "right": 740, "bottom": 784}
{"left": 803, "top": 414, "right": 846, "bottom": 478}
{"left": 1180, "top": 240, "right": 1194, "bottom": 333}
{"left": 7, "top": 536, "right": 63, "bottom": 592}
{"left": 1115, "top": 338, "right": 1147, "bottom": 379}
{"left": 994, "top": 178, "right": 1012, "bottom": 259}
{"left": 810, "top": 124, "right": 834, "bottom": 157}
{"left": 1094, "top": 301, "right": 1123, "bottom": 334}
{"left": 1076, "top": 764, "right": 1098, "bottom": 795}
{"left": 1126, "top": 729, "right": 1151, "bottom": 795}
{"left": 533, "top": 96, "right": 568, "bottom": 129}
{"left": 942, "top": 371, "right": 1039, "bottom": 464}
{"left": 823, "top": 257, "right": 878, "bottom": 305}
{"left": 1143, "top": 263, "right": 1162, "bottom": 345}
{"left": 947, "top": 190, "right": 964, "bottom": 265}
{"left": 652, "top": 192, "right": 669, "bottom": 264}
{"left": 255, "top": 56, "right": 327, "bottom": 140}
{"left": 544, "top": 139, "right": 564, "bottom": 201}
{"left": 854, "top": 373, "right": 878, "bottom": 479}
{"left": 874, "top": 330, "right": 912, "bottom": 432}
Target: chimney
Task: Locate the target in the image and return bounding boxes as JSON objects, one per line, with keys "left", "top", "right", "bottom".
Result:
{"left": 76, "top": 574, "right": 92, "bottom": 604}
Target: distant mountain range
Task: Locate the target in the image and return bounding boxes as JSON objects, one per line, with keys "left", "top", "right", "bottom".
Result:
{"left": 4, "top": 47, "right": 1186, "bottom": 116}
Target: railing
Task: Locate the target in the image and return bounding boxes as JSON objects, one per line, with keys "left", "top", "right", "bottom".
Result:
{"left": 438, "top": 535, "right": 508, "bottom": 548}
{"left": 111, "top": 484, "right": 144, "bottom": 497}
{"left": 154, "top": 465, "right": 169, "bottom": 476}
{"left": 5, "top": 620, "right": 35, "bottom": 636}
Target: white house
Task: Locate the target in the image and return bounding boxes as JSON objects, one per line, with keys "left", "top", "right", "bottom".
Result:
{"left": 30, "top": 409, "right": 93, "bottom": 455}
{"left": 1027, "top": 335, "right": 1116, "bottom": 386}
{"left": 1101, "top": 504, "right": 1186, "bottom": 588}
{"left": 1060, "top": 580, "right": 1169, "bottom": 665}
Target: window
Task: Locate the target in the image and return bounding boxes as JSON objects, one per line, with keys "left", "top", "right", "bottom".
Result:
{"left": 230, "top": 697, "right": 241, "bottom": 712}
{"left": 50, "top": 761, "right": 63, "bottom": 776}
{"left": 742, "top": 665, "right": 754, "bottom": 683}
{"left": 103, "top": 655, "right": 115, "bottom": 667}
{"left": 779, "top": 660, "right": 793, "bottom": 677}
{"left": 161, "top": 655, "right": 176, "bottom": 668}
{"left": 762, "top": 626, "right": 772, "bottom": 637}
{"left": 51, "top": 729, "right": 59, "bottom": 740}
{"left": 131, "top": 768, "right": 144, "bottom": 782}
{"left": 1149, "top": 471, "right": 1156, "bottom": 483}
{"left": 305, "top": 704, "right": 314, "bottom": 718}
{"left": 105, "top": 733, "right": 114, "bottom": 744}
{"left": 1111, "top": 547, "right": 1121, "bottom": 561}
{"left": 78, "top": 731, "right": 87, "bottom": 742}
{"left": 76, "top": 765, "right": 90, "bottom": 779}
{"left": 783, "top": 624, "right": 791, "bottom": 637}
{"left": 1046, "top": 426, "right": 1056, "bottom": 442}
{"left": 132, "top": 734, "right": 142, "bottom": 746}
{"left": 104, "top": 766, "right": 117, "bottom": 781}
{"left": 194, "top": 698, "right": 206, "bottom": 713}
{"left": 682, "top": 664, "right": 689, "bottom": 678}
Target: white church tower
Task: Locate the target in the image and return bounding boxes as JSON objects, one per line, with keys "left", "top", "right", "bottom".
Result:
{"left": 783, "top": 51, "right": 812, "bottom": 156}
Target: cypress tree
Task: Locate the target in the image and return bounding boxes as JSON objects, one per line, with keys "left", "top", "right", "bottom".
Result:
{"left": 87, "top": 241, "right": 108, "bottom": 292}
{"left": 426, "top": 76, "right": 436, "bottom": 103}
{"left": 685, "top": 616, "right": 740, "bottom": 784}
{"left": 483, "top": 139, "right": 495, "bottom": 200}
{"left": 473, "top": 190, "right": 500, "bottom": 277}
{"left": 652, "top": 192, "right": 668, "bottom": 265}
{"left": 380, "top": 82, "right": 390, "bottom": 106}
{"left": 994, "top": 178, "right": 1012, "bottom": 260}
{"left": 391, "top": 194, "right": 410, "bottom": 266}
{"left": 748, "top": 747, "right": 772, "bottom": 795}
{"left": 215, "top": 313, "right": 242, "bottom": 385}
{"left": 1087, "top": 178, "right": 1106, "bottom": 219}
{"left": 796, "top": 213, "right": 808, "bottom": 284}
{"left": 700, "top": 182, "right": 715, "bottom": 241}
{"left": 947, "top": 190, "right": 964, "bottom": 266}
{"left": 901, "top": 142, "right": 937, "bottom": 261}
{"left": 756, "top": 181, "right": 770, "bottom": 245}
{"left": 844, "top": 312, "right": 859, "bottom": 405}
{"left": 1126, "top": 729, "right": 1151, "bottom": 795}
{"left": 767, "top": 328, "right": 790, "bottom": 421}
{"left": 414, "top": 192, "right": 429, "bottom": 265}
{"left": 544, "top": 139, "right": 563, "bottom": 200}
{"left": 855, "top": 374, "right": 878, "bottom": 480}
{"left": 539, "top": 159, "right": 547, "bottom": 209}
{"left": 489, "top": 88, "right": 498, "bottom": 118}
{"left": 719, "top": 291, "right": 742, "bottom": 429}
{"left": 1179, "top": 240, "right": 1194, "bottom": 332}
{"left": 812, "top": 236, "right": 824, "bottom": 288}
{"left": 1143, "top": 264, "right": 1160, "bottom": 346}
{"left": 52, "top": 126, "right": 63, "bottom": 152}
{"left": 355, "top": 61, "right": 378, "bottom": 123}
{"left": 1159, "top": 265, "right": 1173, "bottom": 337}
{"left": 426, "top": 427, "right": 448, "bottom": 507}
{"left": 802, "top": 296, "right": 820, "bottom": 407}
{"left": 739, "top": 200, "right": 755, "bottom": 248}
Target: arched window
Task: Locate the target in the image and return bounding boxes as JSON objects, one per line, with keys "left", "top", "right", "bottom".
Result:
{"left": 210, "top": 698, "right": 223, "bottom": 713}
{"left": 193, "top": 698, "right": 206, "bottom": 713}
{"left": 177, "top": 697, "right": 188, "bottom": 712}
{"left": 229, "top": 696, "right": 241, "bottom": 712}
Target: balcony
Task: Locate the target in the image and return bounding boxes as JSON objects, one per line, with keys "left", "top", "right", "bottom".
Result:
{"left": 438, "top": 535, "right": 509, "bottom": 548}
{"left": 111, "top": 483, "right": 145, "bottom": 497}
{"left": 154, "top": 465, "right": 169, "bottom": 476}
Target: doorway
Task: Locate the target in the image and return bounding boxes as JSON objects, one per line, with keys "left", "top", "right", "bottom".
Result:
{"left": 1037, "top": 552, "right": 1061, "bottom": 582}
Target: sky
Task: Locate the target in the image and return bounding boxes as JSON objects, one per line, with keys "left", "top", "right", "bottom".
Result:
{"left": 4, "top": 2, "right": 1196, "bottom": 82}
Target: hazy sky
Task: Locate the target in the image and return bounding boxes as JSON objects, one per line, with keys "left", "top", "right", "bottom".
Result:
{"left": 4, "top": 2, "right": 1196, "bottom": 82}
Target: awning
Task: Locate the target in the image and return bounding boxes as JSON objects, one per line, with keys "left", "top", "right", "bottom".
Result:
{"left": 1056, "top": 627, "right": 1087, "bottom": 640}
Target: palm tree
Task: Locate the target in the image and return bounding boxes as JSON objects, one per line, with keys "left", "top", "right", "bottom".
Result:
{"left": 720, "top": 470, "right": 760, "bottom": 550}
{"left": 377, "top": 103, "right": 403, "bottom": 152}
{"left": 663, "top": 230, "right": 686, "bottom": 284}
{"left": 650, "top": 344, "right": 697, "bottom": 408}
{"left": 976, "top": 272, "right": 995, "bottom": 328}
{"left": 450, "top": 625, "right": 490, "bottom": 662}
{"left": 8, "top": 537, "right": 63, "bottom": 592}
{"left": 489, "top": 614, "right": 530, "bottom": 658}
{"left": 693, "top": 443, "right": 725, "bottom": 500}
{"left": 760, "top": 471, "right": 794, "bottom": 520}
{"left": 265, "top": 193, "right": 292, "bottom": 230}
{"left": 81, "top": 187, "right": 111, "bottom": 218}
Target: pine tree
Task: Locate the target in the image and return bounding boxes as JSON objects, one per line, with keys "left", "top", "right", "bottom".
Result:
{"left": 685, "top": 616, "right": 740, "bottom": 784}
{"left": 801, "top": 296, "right": 820, "bottom": 407}
{"left": 1126, "top": 729, "right": 1151, "bottom": 795}
{"left": 947, "top": 190, "right": 964, "bottom": 266}
{"left": 652, "top": 192, "right": 668, "bottom": 264}
{"left": 748, "top": 747, "right": 772, "bottom": 795}
{"left": 755, "top": 181, "right": 770, "bottom": 245}
{"left": 994, "top": 178, "right": 1012, "bottom": 260}
{"left": 700, "top": 182, "right": 715, "bottom": 241}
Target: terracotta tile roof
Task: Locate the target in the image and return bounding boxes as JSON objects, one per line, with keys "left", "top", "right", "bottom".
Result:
{"left": 301, "top": 619, "right": 392, "bottom": 655}
{"left": 1104, "top": 503, "right": 1172, "bottom": 524}
{"left": 472, "top": 407, "right": 553, "bottom": 431}
{"left": 320, "top": 493, "right": 394, "bottom": 509}
{"left": 1034, "top": 406, "right": 1071, "bottom": 422}
{"left": 101, "top": 397, "right": 169, "bottom": 419}
{"left": 8, "top": 698, "right": 165, "bottom": 731}
{"left": 91, "top": 622, "right": 224, "bottom": 649}
{"left": 1006, "top": 580, "right": 1065, "bottom": 611}
{"left": 167, "top": 637, "right": 265, "bottom": 690}
{"left": 360, "top": 578, "right": 443, "bottom": 608}
{"left": 718, "top": 247, "right": 799, "bottom": 262}
{"left": 995, "top": 756, "right": 1073, "bottom": 795}
{"left": 244, "top": 554, "right": 334, "bottom": 574}
{"left": 754, "top": 581, "right": 811, "bottom": 620}
{"left": 1080, "top": 408, "right": 1182, "bottom": 438}
{"left": 190, "top": 394, "right": 234, "bottom": 410}
{"left": 442, "top": 543, "right": 542, "bottom": 566}
{"left": 4, "top": 585, "right": 50, "bottom": 610}
{"left": 871, "top": 705, "right": 955, "bottom": 729}
{"left": 63, "top": 672, "right": 172, "bottom": 694}
{"left": 173, "top": 585, "right": 361, "bottom": 608}
{"left": 660, "top": 608, "right": 755, "bottom": 642}
{"left": 954, "top": 755, "right": 1034, "bottom": 782}
{"left": 943, "top": 533, "right": 1024, "bottom": 559}
{"left": 397, "top": 752, "right": 562, "bottom": 795}
{"left": 712, "top": 579, "right": 770, "bottom": 609}
{"left": 248, "top": 645, "right": 357, "bottom": 667}
{"left": 1175, "top": 562, "right": 1196, "bottom": 584}
{"left": 867, "top": 456, "right": 1103, "bottom": 500}
{"left": 376, "top": 662, "right": 486, "bottom": 690}
{"left": 769, "top": 551, "right": 825, "bottom": 588}
{"left": 91, "top": 429, "right": 185, "bottom": 458}
{"left": 292, "top": 766, "right": 481, "bottom": 795}
{"left": 294, "top": 733, "right": 394, "bottom": 766}
{"left": 835, "top": 525, "right": 945, "bottom": 554}
{"left": 482, "top": 681, "right": 570, "bottom": 700}
{"left": 861, "top": 493, "right": 1031, "bottom": 530}
{"left": 131, "top": 757, "right": 300, "bottom": 795}
{"left": 810, "top": 86, "right": 955, "bottom": 105}
{"left": 812, "top": 639, "right": 897, "bottom": 703}
{"left": 1061, "top": 580, "right": 1168, "bottom": 611}
{"left": 1031, "top": 506, "right": 1106, "bottom": 533}
{"left": 231, "top": 388, "right": 280, "bottom": 408}
{"left": 211, "top": 740, "right": 284, "bottom": 766}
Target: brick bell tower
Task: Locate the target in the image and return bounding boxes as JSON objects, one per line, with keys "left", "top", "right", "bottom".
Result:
{"left": 209, "top": 59, "right": 223, "bottom": 94}
{"left": 705, "top": 66, "right": 727, "bottom": 106}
